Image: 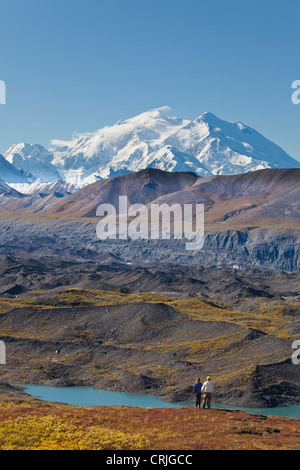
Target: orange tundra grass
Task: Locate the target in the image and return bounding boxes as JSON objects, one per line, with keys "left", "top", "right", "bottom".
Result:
{"left": 0, "top": 397, "right": 299, "bottom": 450}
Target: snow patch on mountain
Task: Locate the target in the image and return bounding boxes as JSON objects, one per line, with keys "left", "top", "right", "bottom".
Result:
{"left": 8, "top": 180, "right": 78, "bottom": 196}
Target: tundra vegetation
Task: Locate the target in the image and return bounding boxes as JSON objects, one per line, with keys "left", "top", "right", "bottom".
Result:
{"left": 0, "top": 394, "right": 299, "bottom": 450}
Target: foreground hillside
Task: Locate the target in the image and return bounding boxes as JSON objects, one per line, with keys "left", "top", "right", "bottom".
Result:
{"left": 0, "top": 391, "right": 299, "bottom": 450}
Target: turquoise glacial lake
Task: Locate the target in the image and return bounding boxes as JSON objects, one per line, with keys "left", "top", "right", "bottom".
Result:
{"left": 19, "top": 384, "right": 300, "bottom": 419}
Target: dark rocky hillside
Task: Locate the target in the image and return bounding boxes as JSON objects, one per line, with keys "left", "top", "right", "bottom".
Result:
{"left": 0, "top": 257, "right": 299, "bottom": 407}
{"left": 0, "top": 168, "right": 299, "bottom": 271}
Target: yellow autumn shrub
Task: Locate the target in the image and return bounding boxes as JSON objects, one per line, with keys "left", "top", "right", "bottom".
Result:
{"left": 0, "top": 415, "right": 150, "bottom": 450}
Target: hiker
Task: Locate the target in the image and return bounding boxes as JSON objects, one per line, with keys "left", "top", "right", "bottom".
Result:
{"left": 193, "top": 377, "right": 202, "bottom": 408}
{"left": 201, "top": 376, "right": 214, "bottom": 409}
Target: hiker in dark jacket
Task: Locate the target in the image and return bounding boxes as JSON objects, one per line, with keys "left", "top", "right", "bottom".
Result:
{"left": 193, "top": 377, "right": 202, "bottom": 408}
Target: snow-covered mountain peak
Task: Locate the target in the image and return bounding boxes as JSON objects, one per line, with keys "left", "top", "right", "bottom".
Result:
{"left": 114, "top": 106, "right": 171, "bottom": 125}
{"left": 2, "top": 107, "right": 300, "bottom": 188}
{"left": 4, "top": 143, "right": 61, "bottom": 183}
{"left": 5, "top": 143, "right": 53, "bottom": 162}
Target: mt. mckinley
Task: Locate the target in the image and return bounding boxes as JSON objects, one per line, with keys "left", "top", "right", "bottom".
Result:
{"left": 2, "top": 106, "right": 300, "bottom": 190}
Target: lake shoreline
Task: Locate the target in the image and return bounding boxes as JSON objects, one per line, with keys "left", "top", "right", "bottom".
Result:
{"left": 9, "top": 382, "right": 300, "bottom": 420}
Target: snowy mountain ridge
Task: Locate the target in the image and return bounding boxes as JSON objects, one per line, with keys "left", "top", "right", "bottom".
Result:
{"left": 2, "top": 107, "right": 300, "bottom": 188}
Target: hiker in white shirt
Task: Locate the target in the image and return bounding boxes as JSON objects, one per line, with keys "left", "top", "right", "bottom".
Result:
{"left": 201, "top": 376, "right": 214, "bottom": 409}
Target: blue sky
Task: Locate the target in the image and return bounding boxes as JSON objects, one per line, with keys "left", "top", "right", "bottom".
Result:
{"left": 1, "top": 0, "right": 300, "bottom": 161}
